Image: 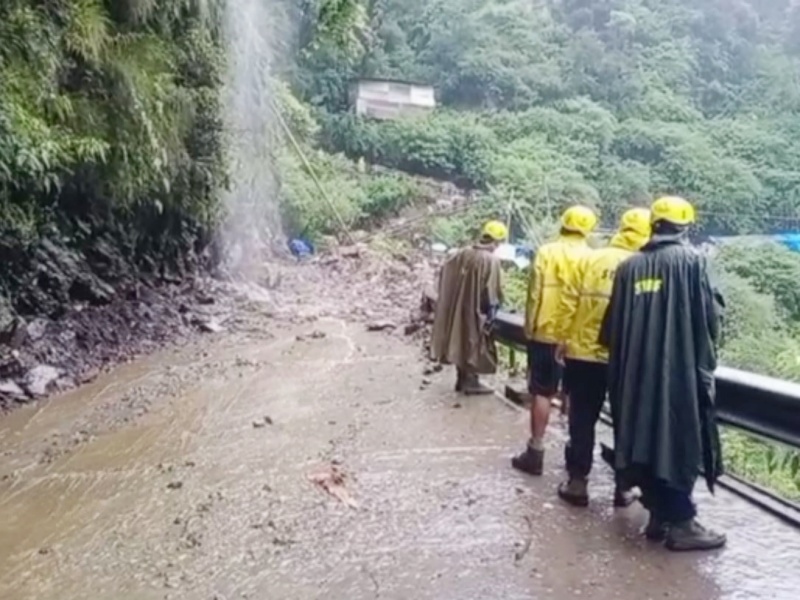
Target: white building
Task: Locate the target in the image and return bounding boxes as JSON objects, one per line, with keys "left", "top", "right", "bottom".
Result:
{"left": 351, "top": 78, "right": 436, "bottom": 120}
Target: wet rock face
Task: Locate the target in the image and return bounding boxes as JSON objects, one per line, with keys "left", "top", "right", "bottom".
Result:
{"left": 0, "top": 202, "right": 212, "bottom": 412}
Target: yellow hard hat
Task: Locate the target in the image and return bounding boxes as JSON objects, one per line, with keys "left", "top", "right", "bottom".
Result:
{"left": 482, "top": 220, "right": 508, "bottom": 242}
{"left": 650, "top": 196, "right": 696, "bottom": 226}
{"left": 561, "top": 205, "right": 598, "bottom": 236}
{"left": 619, "top": 208, "right": 651, "bottom": 237}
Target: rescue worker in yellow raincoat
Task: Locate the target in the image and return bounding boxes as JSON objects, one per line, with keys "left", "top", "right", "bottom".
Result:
{"left": 512, "top": 206, "right": 597, "bottom": 476}
{"left": 555, "top": 208, "right": 652, "bottom": 508}
{"left": 431, "top": 220, "right": 508, "bottom": 395}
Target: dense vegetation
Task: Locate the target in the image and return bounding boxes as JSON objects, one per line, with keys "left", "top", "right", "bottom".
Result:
{"left": 0, "top": 0, "right": 228, "bottom": 322}
{"left": 291, "top": 0, "right": 800, "bottom": 234}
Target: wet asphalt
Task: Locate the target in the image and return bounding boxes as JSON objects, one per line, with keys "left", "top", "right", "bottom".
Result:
{"left": 0, "top": 317, "right": 799, "bottom": 599}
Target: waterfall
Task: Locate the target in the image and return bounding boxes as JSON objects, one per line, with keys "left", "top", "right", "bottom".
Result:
{"left": 219, "top": 0, "right": 285, "bottom": 280}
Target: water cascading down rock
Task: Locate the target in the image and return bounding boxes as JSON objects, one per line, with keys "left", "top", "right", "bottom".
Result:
{"left": 220, "top": 0, "right": 284, "bottom": 280}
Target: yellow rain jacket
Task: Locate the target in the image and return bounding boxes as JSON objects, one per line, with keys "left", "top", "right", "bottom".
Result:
{"left": 524, "top": 234, "right": 591, "bottom": 344}
{"left": 561, "top": 230, "right": 648, "bottom": 363}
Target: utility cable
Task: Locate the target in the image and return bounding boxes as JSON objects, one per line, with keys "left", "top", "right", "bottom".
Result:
{"left": 267, "top": 99, "right": 356, "bottom": 245}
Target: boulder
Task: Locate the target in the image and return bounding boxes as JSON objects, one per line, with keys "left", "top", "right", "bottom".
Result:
{"left": 23, "top": 365, "right": 63, "bottom": 398}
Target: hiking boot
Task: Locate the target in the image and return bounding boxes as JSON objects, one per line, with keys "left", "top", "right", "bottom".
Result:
{"left": 644, "top": 513, "right": 668, "bottom": 541}
{"left": 558, "top": 478, "right": 589, "bottom": 507}
{"left": 461, "top": 373, "right": 494, "bottom": 396}
{"left": 665, "top": 520, "right": 727, "bottom": 552}
{"left": 512, "top": 446, "right": 544, "bottom": 476}
{"left": 613, "top": 486, "right": 639, "bottom": 508}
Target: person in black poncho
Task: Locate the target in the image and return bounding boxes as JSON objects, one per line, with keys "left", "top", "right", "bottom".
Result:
{"left": 599, "top": 196, "right": 727, "bottom": 552}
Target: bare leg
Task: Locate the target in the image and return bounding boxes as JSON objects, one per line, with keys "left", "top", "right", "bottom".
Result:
{"left": 531, "top": 395, "right": 551, "bottom": 439}
{"left": 513, "top": 395, "right": 550, "bottom": 476}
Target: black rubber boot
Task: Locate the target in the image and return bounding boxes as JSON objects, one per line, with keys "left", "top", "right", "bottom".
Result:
{"left": 613, "top": 486, "right": 639, "bottom": 508}
{"left": 644, "top": 512, "right": 668, "bottom": 541}
{"left": 512, "top": 446, "right": 544, "bottom": 476}
{"left": 558, "top": 478, "right": 589, "bottom": 507}
{"left": 461, "top": 372, "right": 493, "bottom": 396}
{"left": 665, "top": 520, "right": 726, "bottom": 552}
{"left": 455, "top": 368, "right": 465, "bottom": 393}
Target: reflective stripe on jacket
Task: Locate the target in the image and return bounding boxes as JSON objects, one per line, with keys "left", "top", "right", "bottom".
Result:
{"left": 561, "top": 231, "right": 647, "bottom": 363}
{"left": 524, "top": 234, "right": 590, "bottom": 344}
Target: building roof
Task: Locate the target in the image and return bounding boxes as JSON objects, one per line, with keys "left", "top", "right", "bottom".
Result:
{"left": 352, "top": 77, "right": 434, "bottom": 88}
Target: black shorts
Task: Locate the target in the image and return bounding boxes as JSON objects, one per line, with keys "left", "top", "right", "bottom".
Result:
{"left": 527, "top": 341, "right": 563, "bottom": 397}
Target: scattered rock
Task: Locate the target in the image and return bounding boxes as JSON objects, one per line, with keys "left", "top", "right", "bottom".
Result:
{"left": 197, "top": 319, "right": 225, "bottom": 334}
{"left": 253, "top": 415, "right": 274, "bottom": 428}
{"left": 0, "top": 380, "right": 28, "bottom": 402}
{"left": 421, "top": 378, "right": 432, "bottom": 386}
{"left": 404, "top": 322, "right": 423, "bottom": 336}
{"left": 55, "top": 376, "right": 76, "bottom": 393}
{"left": 339, "top": 245, "right": 362, "bottom": 259}
{"left": 26, "top": 318, "right": 50, "bottom": 342}
{"left": 367, "top": 321, "right": 396, "bottom": 332}
{"left": 195, "top": 292, "right": 215, "bottom": 305}
{"left": 310, "top": 330, "right": 326, "bottom": 339}
{"left": 77, "top": 367, "right": 100, "bottom": 385}
{"left": 22, "top": 365, "right": 63, "bottom": 398}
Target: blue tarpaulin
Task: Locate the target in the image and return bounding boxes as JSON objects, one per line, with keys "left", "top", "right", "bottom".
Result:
{"left": 774, "top": 233, "right": 800, "bottom": 252}
{"left": 288, "top": 238, "right": 314, "bottom": 258}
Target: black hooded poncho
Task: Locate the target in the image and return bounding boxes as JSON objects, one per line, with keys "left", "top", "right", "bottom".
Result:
{"left": 600, "top": 234, "right": 725, "bottom": 493}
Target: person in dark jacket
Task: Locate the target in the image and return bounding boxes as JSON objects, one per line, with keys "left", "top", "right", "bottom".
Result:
{"left": 599, "top": 196, "right": 726, "bottom": 552}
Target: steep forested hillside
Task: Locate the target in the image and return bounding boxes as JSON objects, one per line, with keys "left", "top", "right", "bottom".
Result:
{"left": 292, "top": 0, "right": 800, "bottom": 234}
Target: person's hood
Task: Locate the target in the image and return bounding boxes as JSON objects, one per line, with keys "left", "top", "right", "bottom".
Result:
{"left": 473, "top": 242, "right": 496, "bottom": 252}
{"left": 610, "top": 230, "right": 649, "bottom": 252}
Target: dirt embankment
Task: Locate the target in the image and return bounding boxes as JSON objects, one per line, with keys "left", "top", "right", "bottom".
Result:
{"left": 0, "top": 168, "right": 471, "bottom": 412}
{"left": 0, "top": 237, "right": 438, "bottom": 412}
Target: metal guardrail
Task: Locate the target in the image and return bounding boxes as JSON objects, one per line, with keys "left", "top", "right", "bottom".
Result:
{"left": 493, "top": 311, "right": 800, "bottom": 450}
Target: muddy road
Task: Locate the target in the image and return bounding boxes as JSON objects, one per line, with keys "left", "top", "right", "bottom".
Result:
{"left": 1, "top": 257, "right": 799, "bottom": 600}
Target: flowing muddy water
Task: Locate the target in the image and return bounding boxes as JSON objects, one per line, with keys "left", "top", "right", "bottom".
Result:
{"left": 1, "top": 311, "right": 799, "bottom": 598}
